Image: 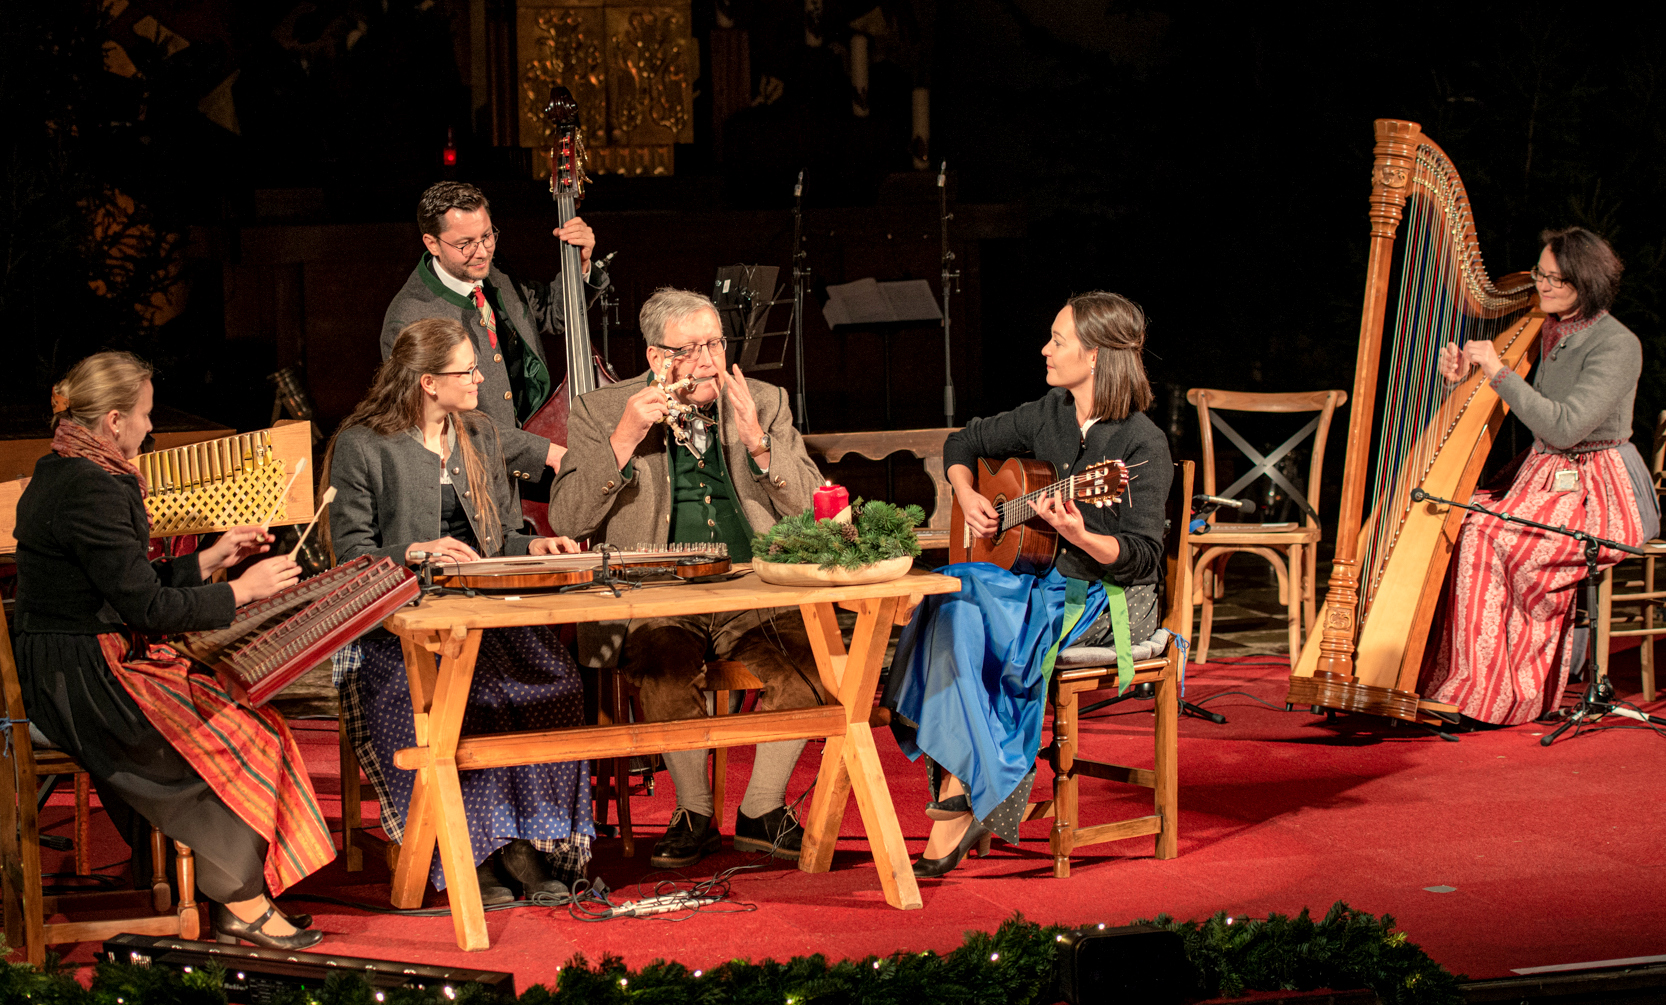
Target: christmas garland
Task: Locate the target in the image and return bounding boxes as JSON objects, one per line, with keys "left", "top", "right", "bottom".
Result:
{"left": 752, "top": 500, "right": 926, "bottom": 570}
{"left": 0, "top": 903, "right": 1464, "bottom": 1004}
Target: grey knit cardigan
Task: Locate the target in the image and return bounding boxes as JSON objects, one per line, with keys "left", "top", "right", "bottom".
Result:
{"left": 1492, "top": 312, "right": 1641, "bottom": 451}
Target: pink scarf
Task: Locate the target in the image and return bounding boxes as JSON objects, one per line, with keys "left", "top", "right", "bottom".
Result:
{"left": 51, "top": 421, "right": 148, "bottom": 495}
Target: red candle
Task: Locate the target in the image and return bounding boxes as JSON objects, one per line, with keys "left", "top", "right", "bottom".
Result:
{"left": 813, "top": 481, "right": 849, "bottom": 521}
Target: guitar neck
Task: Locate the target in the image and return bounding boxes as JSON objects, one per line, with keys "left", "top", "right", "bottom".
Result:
{"left": 556, "top": 194, "right": 595, "bottom": 399}
{"left": 995, "top": 474, "right": 1076, "bottom": 529}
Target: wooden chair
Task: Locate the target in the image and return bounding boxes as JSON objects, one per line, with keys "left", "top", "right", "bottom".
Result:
{"left": 1597, "top": 410, "right": 1666, "bottom": 701}
{"left": 699, "top": 661, "right": 767, "bottom": 828}
{"left": 1023, "top": 461, "right": 1194, "bottom": 877}
{"left": 0, "top": 602, "right": 200, "bottom": 965}
{"left": 802, "top": 429, "right": 957, "bottom": 551}
{"left": 1186, "top": 389, "right": 1346, "bottom": 663}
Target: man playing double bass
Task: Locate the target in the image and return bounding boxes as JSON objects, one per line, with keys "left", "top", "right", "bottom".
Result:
{"left": 381, "top": 181, "right": 609, "bottom": 479}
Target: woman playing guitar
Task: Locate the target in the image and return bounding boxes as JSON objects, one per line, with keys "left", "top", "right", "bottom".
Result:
{"left": 881, "top": 291, "right": 1173, "bottom": 878}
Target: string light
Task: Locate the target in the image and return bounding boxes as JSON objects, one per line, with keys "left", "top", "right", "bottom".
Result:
{"left": 693, "top": 970, "right": 703, "bottom": 978}
{"left": 989, "top": 953, "right": 999, "bottom": 962}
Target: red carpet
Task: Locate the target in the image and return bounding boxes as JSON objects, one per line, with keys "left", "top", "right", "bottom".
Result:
{"left": 21, "top": 646, "right": 1666, "bottom": 988}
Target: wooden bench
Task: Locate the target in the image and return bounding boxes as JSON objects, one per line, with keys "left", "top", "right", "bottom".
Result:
{"left": 802, "top": 428, "right": 958, "bottom": 551}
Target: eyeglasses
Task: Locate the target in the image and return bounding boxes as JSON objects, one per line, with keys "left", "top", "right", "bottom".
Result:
{"left": 659, "top": 337, "right": 728, "bottom": 362}
{"left": 1530, "top": 265, "right": 1570, "bottom": 290}
{"left": 431, "top": 365, "right": 482, "bottom": 382}
{"left": 440, "top": 228, "right": 500, "bottom": 257}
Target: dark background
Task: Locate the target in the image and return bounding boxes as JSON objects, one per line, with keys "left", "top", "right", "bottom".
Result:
{"left": 5, "top": 1, "right": 1662, "bottom": 513}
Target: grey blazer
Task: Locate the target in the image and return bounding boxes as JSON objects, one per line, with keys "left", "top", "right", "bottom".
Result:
{"left": 327, "top": 414, "right": 538, "bottom": 564}
{"left": 380, "top": 254, "right": 609, "bottom": 479}
{"left": 1494, "top": 312, "right": 1642, "bottom": 451}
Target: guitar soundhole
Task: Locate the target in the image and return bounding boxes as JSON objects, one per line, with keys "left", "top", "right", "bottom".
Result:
{"left": 990, "top": 493, "right": 1007, "bottom": 546}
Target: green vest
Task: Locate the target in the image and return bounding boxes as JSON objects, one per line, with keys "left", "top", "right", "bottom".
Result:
{"left": 668, "top": 431, "right": 755, "bottom": 561}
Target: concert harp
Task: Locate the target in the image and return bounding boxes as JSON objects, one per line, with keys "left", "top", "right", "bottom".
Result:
{"left": 1287, "top": 119, "right": 1541, "bottom": 722}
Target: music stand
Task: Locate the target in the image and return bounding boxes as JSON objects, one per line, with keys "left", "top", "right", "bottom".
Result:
{"left": 713, "top": 265, "right": 791, "bottom": 373}
{"left": 1409, "top": 487, "right": 1665, "bottom": 745}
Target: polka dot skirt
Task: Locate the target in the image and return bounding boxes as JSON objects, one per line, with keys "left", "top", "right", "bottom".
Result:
{"left": 344, "top": 627, "right": 594, "bottom": 890}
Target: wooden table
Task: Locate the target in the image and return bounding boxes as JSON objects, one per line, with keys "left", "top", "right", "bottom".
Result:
{"left": 382, "top": 568, "right": 961, "bottom": 951}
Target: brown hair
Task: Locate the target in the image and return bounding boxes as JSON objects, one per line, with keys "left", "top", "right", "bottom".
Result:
{"left": 1540, "top": 226, "right": 1624, "bottom": 316}
{"left": 1068, "top": 291, "right": 1154, "bottom": 421}
{"left": 319, "top": 318, "right": 503, "bottom": 560}
{"left": 417, "top": 181, "right": 490, "bottom": 238}
{"left": 51, "top": 351, "right": 154, "bottom": 431}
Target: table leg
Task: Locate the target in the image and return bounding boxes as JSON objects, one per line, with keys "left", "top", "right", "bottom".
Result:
{"left": 796, "top": 598, "right": 921, "bottom": 909}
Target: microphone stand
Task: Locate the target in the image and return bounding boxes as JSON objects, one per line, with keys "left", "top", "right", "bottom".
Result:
{"left": 938, "top": 161, "right": 959, "bottom": 429}
{"left": 1409, "top": 487, "right": 1663, "bottom": 746}
{"left": 791, "top": 170, "right": 810, "bottom": 433}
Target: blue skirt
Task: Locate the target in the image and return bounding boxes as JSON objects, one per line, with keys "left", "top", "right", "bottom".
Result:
{"left": 340, "top": 627, "right": 594, "bottom": 890}
{"left": 886, "top": 563, "right": 1106, "bottom": 823}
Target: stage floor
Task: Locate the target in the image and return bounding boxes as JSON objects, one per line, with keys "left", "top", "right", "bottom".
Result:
{"left": 21, "top": 643, "right": 1666, "bottom": 991}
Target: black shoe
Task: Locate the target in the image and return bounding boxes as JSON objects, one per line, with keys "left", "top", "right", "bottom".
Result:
{"left": 912, "top": 819, "right": 992, "bottom": 878}
{"left": 499, "top": 839, "right": 570, "bottom": 897}
{"left": 277, "top": 908, "right": 313, "bottom": 929}
{"left": 733, "top": 806, "right": 803, "bottom": 860}
{"left": 924, "top": 794, "right": 971, "bottom": 820}
{"left": 476, "top": 859, "right": 515, "bottom": 906}
{"left": 212, "top": 901, "right": 324, "bottom": 951}
{"left": 650, "top": 807, "right": 721, "bottom": 869}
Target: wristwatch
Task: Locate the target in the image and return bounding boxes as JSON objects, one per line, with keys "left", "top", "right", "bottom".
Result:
{"left": 749, "top": 433, "right": 772, "bottom": 457}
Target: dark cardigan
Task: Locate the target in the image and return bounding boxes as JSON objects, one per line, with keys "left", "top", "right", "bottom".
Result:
{"left": 327, "top": 412, "right": 537, "bottom": 563}
{"left": 943, "top": 387, "right": 1173, "bottom": 586}
{"left": 12, "top": 453, "right": 235, "bottom": 635}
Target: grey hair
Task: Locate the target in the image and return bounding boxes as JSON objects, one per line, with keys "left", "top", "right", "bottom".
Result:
{"left": 638, "top": 287, "right": 718, "bottom": 347}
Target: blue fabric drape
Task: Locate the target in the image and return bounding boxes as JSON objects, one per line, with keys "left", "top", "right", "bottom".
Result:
{"left": 887, "top": 562, "right": 1107, "bottom": 821}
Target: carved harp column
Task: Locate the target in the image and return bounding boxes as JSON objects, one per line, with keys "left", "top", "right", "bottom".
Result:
{"left": 1314, "top": 120, "right": 1420, "bottom": 679}
{"left": 516, "top": 1, "right": 697, "bottom": 177}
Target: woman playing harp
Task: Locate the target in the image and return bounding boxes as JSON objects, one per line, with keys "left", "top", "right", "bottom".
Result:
{"left": 1422, "top": 228, "right": 1656, "bottom": 725}
{"left": 323, "top": 318, "right": 595, "bottom": 904}
{"left": 12, "top": 352, "right": 332, "bottom": 950}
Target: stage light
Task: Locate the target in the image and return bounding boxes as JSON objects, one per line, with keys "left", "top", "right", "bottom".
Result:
{"left": 1053, "top": 924, "right": 1190, "bottom": 1005}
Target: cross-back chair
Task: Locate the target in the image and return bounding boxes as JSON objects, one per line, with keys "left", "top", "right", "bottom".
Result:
{"left": 1021, "top": 460, "right": 1193, "bottom": 877}
{"left": 1597, "top": 410, "right": 1666, "bottom": 701}
{"left": 1186, "top": 389, "right": 1346, "bottom": 663}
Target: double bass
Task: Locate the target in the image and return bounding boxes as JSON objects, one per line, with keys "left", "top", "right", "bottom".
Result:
{"left": 521, "top": 85, "right": 618, "bottom": 535}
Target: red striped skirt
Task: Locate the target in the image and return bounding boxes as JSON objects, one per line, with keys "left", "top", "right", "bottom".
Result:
{"left": 1420, "top": 447, "right": 1645, "bottom": 725}
{"left": 98, "top": 634, "right": 335, "bottom": 893}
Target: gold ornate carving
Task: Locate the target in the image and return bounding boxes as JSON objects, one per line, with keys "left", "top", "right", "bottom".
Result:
{"left": 518, "top": 2, "right": 694, "bottom": 176}
{"left": 1324, "top": 607, "right": 1352, "bottom": 630}
{"left": 1371, "top": 165, "right": 1409, "bottom": 188}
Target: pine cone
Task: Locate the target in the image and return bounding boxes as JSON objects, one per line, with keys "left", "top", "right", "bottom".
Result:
{"left": 768, "top": 542, "right": 785, "bottom": 555}
{"left": 838, "top": 523, "right": 859, "bottom": 543}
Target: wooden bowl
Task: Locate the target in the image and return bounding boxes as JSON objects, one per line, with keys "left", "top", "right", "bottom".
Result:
{"left": 751, "top": 555, "right": 914, "bottom": 587}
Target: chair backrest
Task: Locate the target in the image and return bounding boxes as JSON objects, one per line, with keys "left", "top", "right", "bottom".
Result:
{"left": 1652, "top": 410, "right": 1665, "bottom": 496}
{"left": 1162, "top": 461, "right": 1195, "bottom": 646}
{"left": 1185, "top": 389, "right": 1347, "bottom": 529}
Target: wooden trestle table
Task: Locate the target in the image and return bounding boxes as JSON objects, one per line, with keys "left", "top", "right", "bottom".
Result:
{"left": 381, "top": 567, "right": 961, "bottom": 951}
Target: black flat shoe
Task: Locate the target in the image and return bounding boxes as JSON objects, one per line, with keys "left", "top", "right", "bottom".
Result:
{"left": 476, "top": 860, "right": 515, "bottom": 906}
{"left": 499, "top": 840, "right": 570, "bottom": 897}
{"left": 212, "top": 901, "right": 324, "bottom": 951}
{"left": 278, "top": 908, "right": 312, "bottom": 929}
{"left": 924, "top": 794, "right": 971, "bottom": 820}
{"left": 912, "top": 819, "right": 992, "bottom": 878}
{"left": 650, "top": 807, "right": 722, "bottom": 869}
{"left": 733, "top": 806, "right": 803, "bottom": 859}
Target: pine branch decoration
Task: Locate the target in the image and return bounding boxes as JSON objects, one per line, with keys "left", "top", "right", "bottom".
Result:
{"left": 752, "top": 499, "right": 926, "bottom": 570}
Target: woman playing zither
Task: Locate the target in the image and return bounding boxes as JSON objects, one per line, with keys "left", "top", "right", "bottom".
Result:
{"left": 323, "top": 317, "right": 594, "bottom": 904}
{"left": 12, "top": 352, "right": 332, "bottom": 950}
{"left": 1423, "top": 227, "right": 1658, "bottom": 725}
{"left": 881, "top": 292, "right": 1173, "bottom": 878}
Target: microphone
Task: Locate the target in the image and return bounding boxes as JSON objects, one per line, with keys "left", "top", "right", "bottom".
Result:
{"left": 1193, "top": 494, "right": 1257, "bottom": 515}
{"left": 1410, "top": 488, "right": 1428, "bottom": 502}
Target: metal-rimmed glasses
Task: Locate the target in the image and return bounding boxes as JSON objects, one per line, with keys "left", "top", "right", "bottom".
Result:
{"left": 441, "top": 228, "right": 500, "bottom": 257}
{"left": 659, "top": 337, "right": 728, "bottom": 362}
{"left": 431, "top": 364, "right": 483, "bottom": 382}
{"left": 1530, "top": 265, "right": 1570, "bottom": 290}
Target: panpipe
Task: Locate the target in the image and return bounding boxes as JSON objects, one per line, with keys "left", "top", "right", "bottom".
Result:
{"left": 173, "top": 555, "right": 419, "bottom": 706}
{"left": 136, "top": 422, "right": 313, "bottom": 538}
{"left": 1286, "top": 119, "right": 1540, "bottom": 722}
{"left": 432, "top": 543, "right": 731, "bottom": 591}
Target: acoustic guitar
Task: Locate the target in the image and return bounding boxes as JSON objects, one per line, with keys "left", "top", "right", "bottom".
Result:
{"left": 948, "top": 457, "right": 1129, "bottom": 574}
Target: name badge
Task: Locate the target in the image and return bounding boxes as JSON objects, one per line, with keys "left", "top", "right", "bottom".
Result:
{"left": 1552, "top": 469, "right": 1579, "bottom": 492}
